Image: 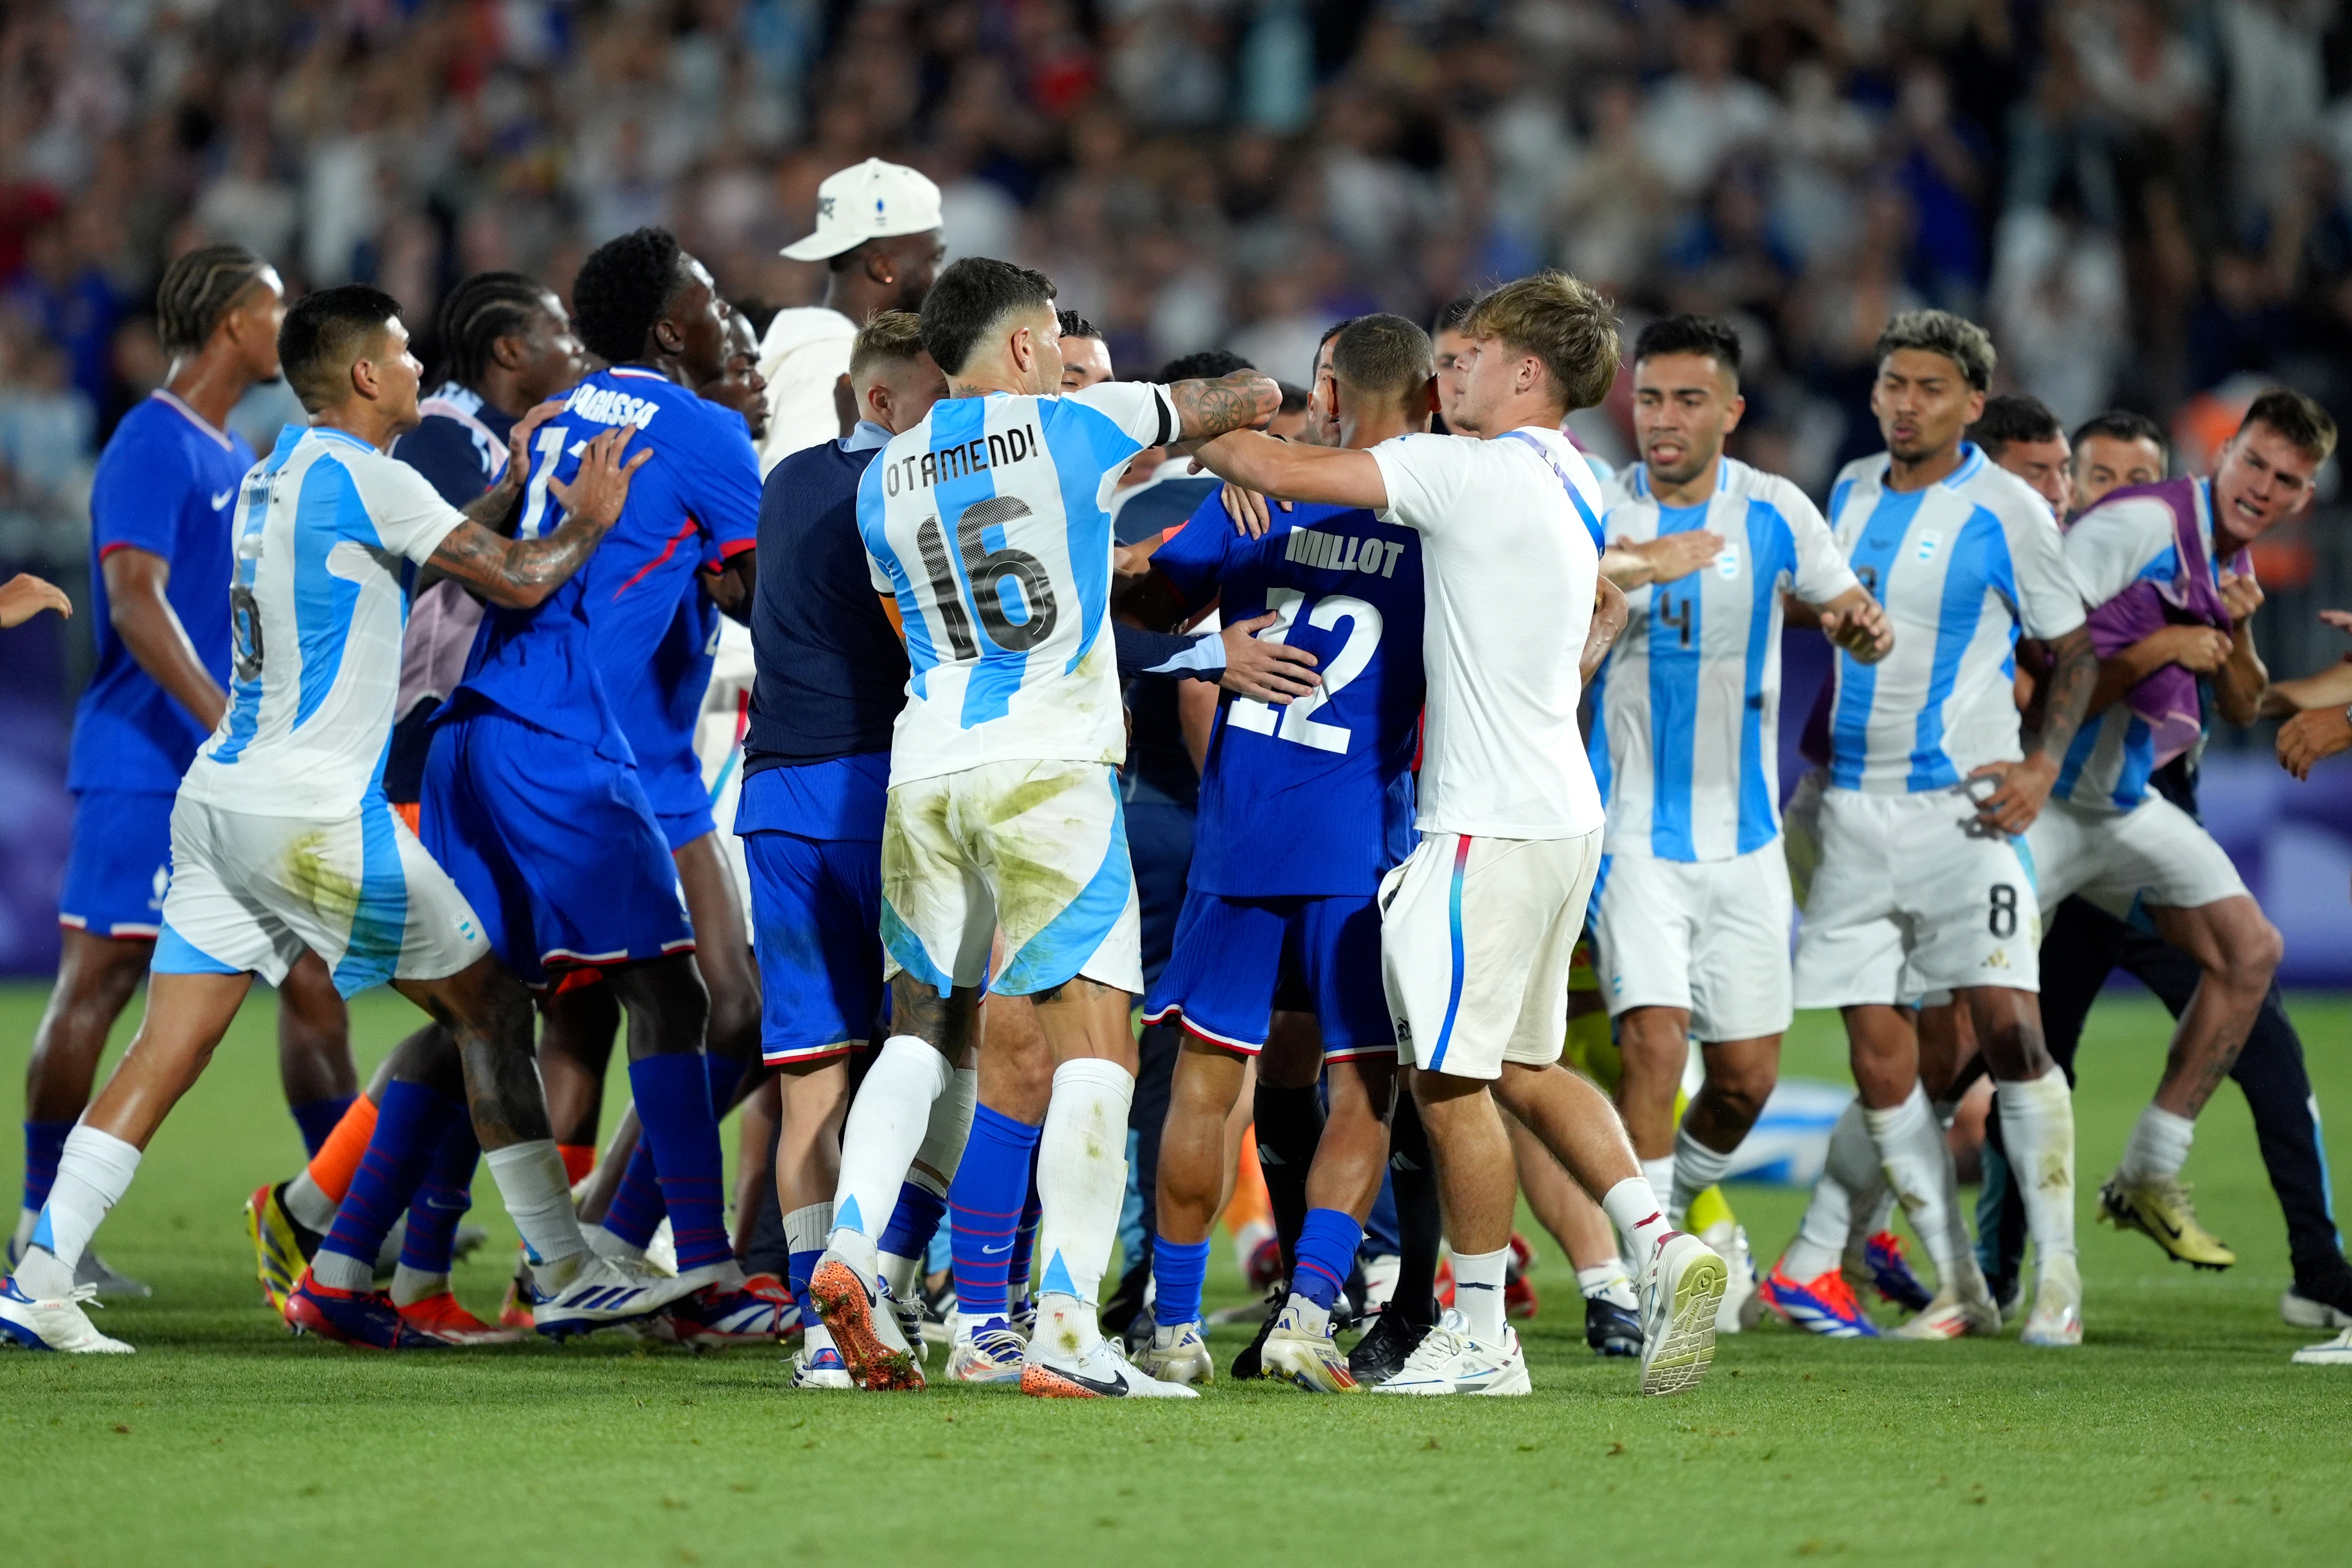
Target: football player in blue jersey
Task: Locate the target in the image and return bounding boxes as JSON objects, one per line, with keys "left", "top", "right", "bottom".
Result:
{"left": 1790, "top": 310, "right": 2097, "bottom": 1346}
{"left": 1126, "top": 312, "right": 1437, "bottom": 1393}
{"left": 1589, "top": 314, "right": 1891, "bottom": 1336}
{"left": 14, "top": 245, "right": 359, "bottom": 1300}
{"left": 415, "top": 229, "right": 776, "bottom": 1342}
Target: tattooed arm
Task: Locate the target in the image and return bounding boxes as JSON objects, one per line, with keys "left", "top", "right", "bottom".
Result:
{"left": 422, "top": 425, "right": 650, "bottom": 610}
{"left": 1167, "top": 370, "right": 1282, "bottom": 444}
{"left": 1969, "top": 623, "right": 2095, "bottom": 834}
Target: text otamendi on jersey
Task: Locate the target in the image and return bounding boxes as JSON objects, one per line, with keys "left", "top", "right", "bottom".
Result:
{"left": 1285, "top": 525, "right": 1405, "bottom": 579}
{"left": 882, "top": 423, "right": 1043, "bottom": 496}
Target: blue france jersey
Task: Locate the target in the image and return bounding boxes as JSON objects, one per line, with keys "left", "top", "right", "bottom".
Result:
{"left": 1151, "top": 496, "right": 1424, "bottom": 898}
{"left": 450, "top": 367, "right": 759, "bottom": 760}
{"left": 1823, "top": 444, "right": 2085, "bottom": 793}
{"left": 1592, "top": 457, "right": 1856, "bottom": 859}
{"left": 859, "top": 382, "right": 1176, "bottom": 785}
{"left": 69, "top": 392, "right": 256, "bottom": 795}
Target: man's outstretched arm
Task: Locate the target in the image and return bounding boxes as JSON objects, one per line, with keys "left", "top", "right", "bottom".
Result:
{"left": 1166, "top": 371, "right": 1282, "bottom": 444}
{"left": 1191, "top": 431, "right": 1388, "bottom": 511}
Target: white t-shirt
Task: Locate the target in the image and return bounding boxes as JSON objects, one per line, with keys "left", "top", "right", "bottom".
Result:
{"left": 180, "top": 426, "right": 468, "bottom": 817}
{"left": 859, "top": 382, "right": 1177, "bottom": 786}
{"left": 1369, "top": 424, "right": 1609, "bottom": 840}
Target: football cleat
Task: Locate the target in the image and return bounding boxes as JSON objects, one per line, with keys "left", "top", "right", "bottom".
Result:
{"left": 285, "top": 1269, "right": 451, "bottom": 1350}
{"left": 0, "top": 1277, "right": 131, "bottom": 1353}
{"left": 1701, "top": 1220, "right": 1761, "bottom": 1333}
{"left": 890, "top": 1289, "right": 930, "bottom": 1367}
{"left": 1229, "top": 1284, "right": 1284, "bottom": 1381}
{"left": 1021, "top": 1335, "right": 1199, "bottom": 1398}
{"left": 808, "top": 1253, "right": 922, "bottom": 1390}
{"left": 1009, "top": 1295, "right": 1037, "bottom": 1341}
{"left": 2099, "top": 1172, "right": 2236, "bottom": 1270}
{"left": 396, "top": 1290, "right": 524, "bottom": 1346}
{"left": 1890, "top": 1268, "right": 2003, "bottom": 1340}
{"left": 1136, "top": 1319, "right": 1214, "bottom": 1386}
{"left": 496, "top": 1254, "right": 536, "bottom": 1332}
{"left": 1259, "top": 1301, "right": 1357, "bottom": 1392}
{"left": 2291, "top": 1329, "right": 2352, "bottom": 1366}
{"left": 791, "top": 1336, "right": 857, "bottom": 1389}
{"left": 245, "top": 1182, "right": 316, "bottom": 1314}
{"left": 532, "top": 1257, "right": 719, "bottom": 1339}
{"left": 946, "top": 1319, "right": 1028, "bottom": 1384}
{"left": 1585, "top": 1295, "right": 1642, "bottom": 1356}
{"left": 2018, "top": 1253, "right": 2082, "bottom": 1348}
{"left": 1849, "top": 1230, "right": 1933, "bottom": 1313}
{"left": 2281, "top": 1281, "right": 2352, "bottom": 1331}
{"left": 664, "top": 1275, "right": 795, "bottom": 1350}
{"left": 1504, "top": 1232, "right": 1538, "bottom": 1320}
{"left": 1370, "top": 1309, "right": 1529, "bottom": 1396}
{"left": 1347, "top": 1308, "right": 1431, "bottom": 1384}
{"left": 74, "top": 1251, "right": 150, "bottom": 1300}
{"left": 1761, "top": 1262, "right": 1880, "bottom": 1338}
{"left": 1639, "top": 1231, "right": 1726, "bottom": 1396}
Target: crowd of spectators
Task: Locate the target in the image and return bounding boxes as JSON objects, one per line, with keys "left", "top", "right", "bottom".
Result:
{"left": 2, "top": 0, "right": 2350, "bottom": 529}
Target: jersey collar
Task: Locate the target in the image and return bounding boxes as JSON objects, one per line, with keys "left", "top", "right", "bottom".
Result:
{"left": 151, "top": 389, "right": 235, "bottom": 451}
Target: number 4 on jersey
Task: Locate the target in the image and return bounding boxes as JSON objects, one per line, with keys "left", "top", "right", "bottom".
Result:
{"left": 1226, "top": 586, "right": 1381, "bottom": 754}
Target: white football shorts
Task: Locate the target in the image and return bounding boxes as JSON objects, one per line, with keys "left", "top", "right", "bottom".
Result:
{"left": 1590, "top": 841, "right": 1794, "bottom": 1041}
{"left": 2024, "top": 794, "right": 2247, "bottom": 919}
{"left": 1379, "top": 829, "right": 1602, "bottom": 1080}
{"left": 151, "top": 794, "right": 490, "bottom": 997}
{"left": 1793, "top": 784, "right": 2040, "bottom": 1006}
{"left": 880, "top": 759, "right": 1142, "bottom": 998}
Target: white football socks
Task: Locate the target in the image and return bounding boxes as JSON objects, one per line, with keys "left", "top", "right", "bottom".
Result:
{"left": 482, "top": 1140, "right": 590, "bottom": 1288}
{"left": 2119, "top": 1103, "right": 2195, "bottom": 1184}
{"left": 284, "top": 1169, "right": 337, "bottom": 1233}
{"left": 1999, "top": 1073, "right": 2078, "bottom": 1262}
{"left": 1639, "top": 1155, "right": 1676, "bottom": 1220}
{"left": 1452, "top": 1244, "right": 1511, "bottom": 1341}
{"left": 828, "top": 1036, "right": 951, "bottom": 1272}
{"left": 1575, "top": 1258, "right": 1639, "bottom": 1311}
{"left": 1669, "top": 1127, "right": 1736, "bottom": 1229}
{"left": 879, "top": 1068, "right": 975, "bottom": 1303}
{"left": 1861, "top": 1084, "right": 1968, "bottom": 1275}
{"left": 1032, "top": 1057, "right": 1134, "bottom": 1357}
{"left": 1784, "top": 1100, "right": 1878, "bottom": 1281}
{"left": 16, "top": 1126, "right": 141, "bottom": 1297}
{"left": 1600, "top": 1175, "right": 1673, "bottom": 1275}
{"left": 784, "top": 1201, "right": 833, "bottom": 1262}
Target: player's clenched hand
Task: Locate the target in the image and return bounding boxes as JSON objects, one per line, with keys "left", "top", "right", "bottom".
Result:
{"left": 548, "top": 425, "right": 652, "bottom": 529}
{"left": 2219, "top": 569, "right": 2264, "bottom": 625}
{"left": 1966, "top": 753, "right": 2058, "bottom": 834}
{"left": 0, "top": 572, "right": 70, "bottom": 628}
{"left": 1218, "top": 610, "right": 1320, "bottom": 703}
{"left": 1632, "top": 529, "right": 1724, "bottom": 585}
{"left": 1819, "top": 597, "right": 1894, "bottom": 663}
{"left": 2151, "top": 624, "right": 2233, "bottom": 675}
{"left": 2277, "top": 707, "right": 2352, "bottom": 781}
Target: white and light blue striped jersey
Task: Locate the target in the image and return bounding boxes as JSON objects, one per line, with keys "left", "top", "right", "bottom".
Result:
{"left": 2054, "top": 477, "right": 2226, "bottom": 812}
{"left": 1592, "top": 457, "right": 1856, "bottom": 859}
{"left": 859, "top": 382, "right": 1176, "bottom": 785}
{"left": 1823, "top": 443, "right": 2086, "bottom": 793}
{"left": 179, "top": 425, "right": 469, "bottom": 817}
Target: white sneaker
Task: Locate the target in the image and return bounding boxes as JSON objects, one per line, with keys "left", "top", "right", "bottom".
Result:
{"left": 1640, "top": 1231, "right": 1727, "bottom": 1396}
{"left": 4, "top": 1231, "right": 149, "bottom": 1300}
{"left": 947, "top": 1319, "right": 1027, "bottom": 1384}
{"left": 2019, "top": 1253, "right": 2083, "bottom": 1348}
{"left": 791, "top": 1325, "right": 856, "bottom": 1389}
{"left": 1891, "top": 1262, "right": 2003, "bottom": 1341}
{"left": 2292, "top": 1329, "right": 2352, "bottom": 1366}
{"left": 532, "top": 1256, "right": 720, "bottom": 1338}
{"left": 0, "top": 1278, "right": 132, "bottom": 1354}
{"left": 1021, "top": 1334, "right": 1200, "bottom": 1398}
{"left": 1370, "top": 1309, "right": 1529, "bottom": 1396}
{"left": 1136, "top": 1319, "right": 1214, "bottom": 1385}
{"left": 1259, "top": 1298, "right": 1357, "bottom": 1392}
{"left": 808, "top": 1250, "right": 922, "bottom": 1391}
{"left": 1701, "top": 1220, "right": 1759, "bottom": 1334}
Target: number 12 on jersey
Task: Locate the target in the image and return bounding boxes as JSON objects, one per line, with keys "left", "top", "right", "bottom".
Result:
{"left": 1225, "top": 587, "right": 1380, "bottom": 754}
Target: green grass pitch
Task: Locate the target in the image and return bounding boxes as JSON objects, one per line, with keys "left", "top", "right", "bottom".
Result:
{"left": 4, "top": 982, "right": 2351, "bottom": 1567}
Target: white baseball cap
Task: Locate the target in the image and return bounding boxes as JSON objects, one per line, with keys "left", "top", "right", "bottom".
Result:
{"left": 780, "top": 159, "right": 945, "bottom": 261}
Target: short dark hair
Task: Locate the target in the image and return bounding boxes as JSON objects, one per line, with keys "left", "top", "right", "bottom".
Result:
{"left": 436, "top": 271, "right": 555, "bottom": 390}
{"left": 1276, "top": 380, "right": 1310, "bottom": 415}
{"left": 1433, "top": 295, "right": 1478, "bottom": 335}
{"left": 919, "top": 257, "right": 1057, "bottom": 378}
{"left": 572, "top": 227, "right": 686, "bottom": 367}
{"left": 1633, "top": 313, "right": 1742, "bottom": 379}
{"left": 2239, "top": 388, "right": 2338, "bottom": 466}
{"left": 1315, "top": 316, "right": 1360, "bottom": 366}
{"left": 2071, "top": 408, "right": 2169, "bottom": 466}
{"left": 1331, "top": 313, "right": 1434, "bottom": 409}
{"left": 1876, "top": 308, "right": 1995, "bottom": 391}
{"left": 1157, "top": 349, "right": 1253, "bottom": 383}
{"left": 1464, "top": 271, "right": 1621, "bottom": 413}
{"left": 279, "top": 284, "right": 403, "bottom": 412}
{"left": 1968, "top": 393, "right": 2063, "bottom": 457}
{"left": 1056, "top": 309, "right": 1101, "bottom": 340}
{"left": 157, "top": 244, "right": 274, "bottom": 356}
